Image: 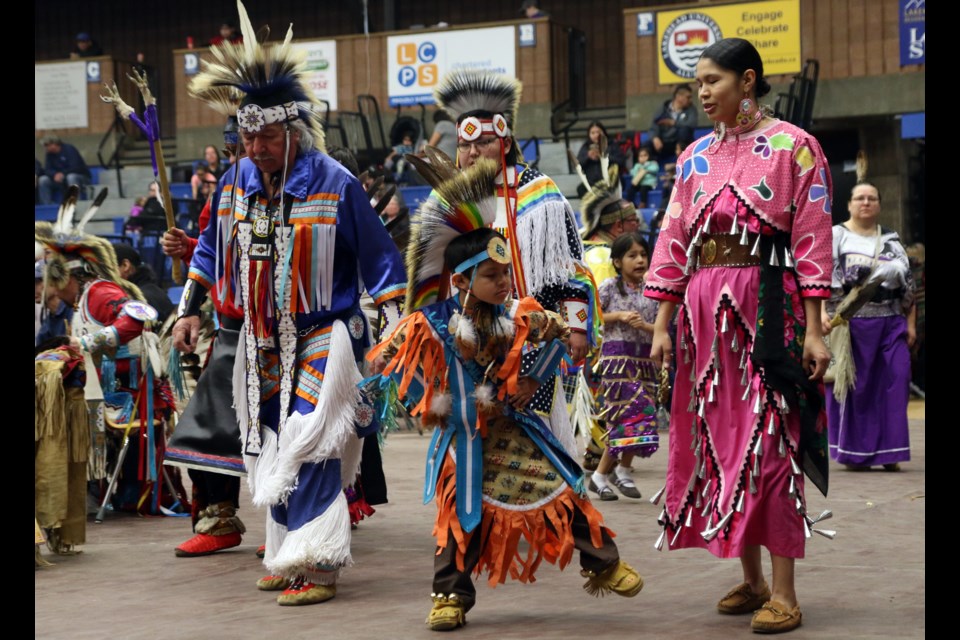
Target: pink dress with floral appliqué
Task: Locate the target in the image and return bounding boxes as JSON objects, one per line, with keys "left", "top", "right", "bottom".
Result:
{"left": 644, "top": 120, "right": 833, "bottom": 559}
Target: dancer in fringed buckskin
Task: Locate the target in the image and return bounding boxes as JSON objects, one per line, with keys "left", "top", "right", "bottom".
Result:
{"left": 170, "top": 0, "right": 406, "bottom": 606}
{"left": 366, "top": 151, "right": 642, "bottom": 632}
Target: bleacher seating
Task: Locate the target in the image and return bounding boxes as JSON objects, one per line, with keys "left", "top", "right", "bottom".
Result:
{"left": 400, "top": 185, "right": 432, "bottom": 212}
{"left": 35, "top": 204, "right": 59, "bottom": 222}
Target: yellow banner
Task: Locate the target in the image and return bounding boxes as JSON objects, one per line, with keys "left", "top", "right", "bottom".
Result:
{"left": 655, "top": 0, "right": 801, "bottom": 84}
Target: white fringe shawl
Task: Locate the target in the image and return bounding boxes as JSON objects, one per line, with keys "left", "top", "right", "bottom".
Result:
{"left": 515, "top": 188, "right": 578, "bottom": 297}
{"left": 547, "top": 374, "right": 579, "bottom": 460}
{"left": 264, "top": 491, "right": 352, "bottom": 581}
{"left": 251, "top": 320, "right": 363, "bottom": 508}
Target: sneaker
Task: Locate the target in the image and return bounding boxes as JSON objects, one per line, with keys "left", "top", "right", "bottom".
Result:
{"left": 588, "top": 478, "right": 619, "bottom": 501}
{"left": 582, "top": 450, "right": 602, "bottom": 471}
{"left": 174, "top": 532, "right": 242, "bottom": 557}
{"left": 257, "top": 575, "right": 291, "bottom": 591}
{"left": 717, "top": 581, "right": 772, "bottom": 614}
{"left": 256, "top": 544, "right": 266, "bottom": 559}
{"left": 276, "top": 577, "right": 336, "bottom": 606}
{"left": 751, "top": 600, "right": 802, "bottom": 633}
{"left": 426, "top": 593, "right": 467, "bottom": 631}
{"left": 581, "top": 560, "right": 643, "bottom": 598}
{"left": 612, "top": 477, "right": 642, "bottom": 499}
{"left": 883, "top": 463, "right": 902, "bottom": 472}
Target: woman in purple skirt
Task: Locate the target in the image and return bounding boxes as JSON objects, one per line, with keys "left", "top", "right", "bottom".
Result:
{"left": 822, "top": 182, "right": 917, "bottom": 471}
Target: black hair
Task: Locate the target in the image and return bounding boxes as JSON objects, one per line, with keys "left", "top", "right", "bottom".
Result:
{"left": 327, "top": 145, "right": 361, "bottom": 177}
{"left": 444, "top": 228, "right": 504, "bottom": 278}
{"left": 850, "top": 181, "right": 882, "bottom": 204}
{"left": 699, "top": 37, "right": 771, "bottom": 98}
{"left": 598, "top": 200, "right": 623, "bottom": 232}
{"left": 458, "top": 110, "right": 519, "bottom": 164}
{"left": 586, "top": 120, "right": 610, "bottom": 140}
{"left": 611, "top": 231, "right": 649, "bottom": 296}
{"left": 673, "top": 83, "right": 693, "bottom": 97}
{"left": 433, "top": 109, "right": 453, "bottom": 124}
{"left": 113, "top": 242, "right": 142, "bottom": 268}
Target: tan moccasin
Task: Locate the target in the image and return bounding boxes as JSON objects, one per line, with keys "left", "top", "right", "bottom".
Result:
{"left": 751, "top": 600, "right": 802, "bottom": 634}
{"left": 717, "top": 581, "right": 772, "bottom": 614}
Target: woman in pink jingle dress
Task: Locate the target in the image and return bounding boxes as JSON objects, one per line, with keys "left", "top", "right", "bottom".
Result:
{"left": 645, "top": 38, "right": 833, "bottom": 634}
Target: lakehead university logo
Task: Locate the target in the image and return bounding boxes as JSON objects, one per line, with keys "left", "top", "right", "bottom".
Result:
{"left": 902, "top": 0, "right": 925, "bottom": 62}
{"left": 396, "top": 41, "right": 438, "bottom": 88}
{"left": 661, "top": 13, "right": 723, "bottom": 79}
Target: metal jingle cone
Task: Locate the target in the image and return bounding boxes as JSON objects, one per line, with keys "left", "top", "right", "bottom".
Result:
{"left": 769, "top": 247, "right": 780, "bottom": 267}
{"left": 753, "top": 455, "right": 761, "bottom": 477}
{"left": 701, "top": 496, "right": 713, "bottom": 517}
{"left": 784, "top": 248, "right": 794, "bottom": 268}
{"left": 697, "top": 399, "right": 705, "bottom": 417}
{"left": 741, "top": 382, "right": 751, "bottom": 401}
{"left": 740, "top": 347, "right": 748, "bottom": 370}
{"left": 810, "top": 509, "right": 834, "bottom": 524}
{"left": 713, "top": 365, "right": 721, "bottom": 384}
{"left": 740, "top": 223, "right": 750, "bottom": 246}
{"left": 730, "top": 213, "right": 739, "bottom": 235}
{"left": 788, "top": 475, "right": 796, "bottom": 497}
{"left": 698, "top": 458, "right": 707, "bottom": 479}
{"left": 780, "top": 393, "right": 790, "bottom": 414}
{"left": 749, "top": 471, "right": 757, "bottom": 494}
{"left": 768, "top": 412, "right": 777, "bottom": 435}
{"left": 695, "top": 491, "right": 702, "bottom": 508}
{"left": 708, "top": 380, "right": 716, "bottom": 403}
{"left": 735, "top": 492, "right": 745, "bottom": 512}
{"left": 741, "top": 366, "right": 749, "bottom": 387}
{"left": 753, "top": 391, "right": 762, "bottom": 413}
{"left": 716, "top": 510, "right": 733, "bottom": 530}
{"left": 721, "top": 311, "right": 729, "bottom": 334}
{"left": 795, "top": 496, "right": 804, "bottom": 514}
{"left": 655, "top": 527, "right": 666, "bottom": 551}
{"left": 813, "top": 528, "right": 837, "bottom": 540}
{"left": 701, "top": 525, "right": 720, "bottom": 542}
{"left": 751, "top": 232, "right": 762, "bottom": 257}
{"left": 753, "top": 436, "right": 763, "bottom": 457}
{"left": 684, "top": 348, "right": 691, "bottom": 364}
{"left": 685, "top": 507, "right": 694, "bottom": 527}
{"left": 659, "top": 506, "right": 667, "bottom": 522}
{"left": 702, "top": 213, "right": 712, "bottom": 235}
{"left": 690, "top": 419, "right": 698, "bottom": 438}
{"left": 701, "top": 480, "right": 712, "bottom": 498}
{"left": 650, "top": 485, "right": 666, "bottom": 505}
{"left": 731, "top": 331, "right": 739, "bottom": 353}
{"left": 778, "top": 436, "right": 787, "bottom": 457}
{"left": 803, "top": 517, "right": 812, "bottom": 538}
{"left": 671, "top": 524, "right": 684, "bottom": 546}
{"left": 711, "top": 332, "right": 719, "bottom": 354}
{"left": 687, "top": 395, "right": 696, "bottom": 412}
{"left": 680, "top": 333, "right": 687, "bottom": 350}
{"left": 790, "top": 456, "right": 802, "bottom": 476}
{"left": 690, "top": 366, "right": 697, "bottom": 382}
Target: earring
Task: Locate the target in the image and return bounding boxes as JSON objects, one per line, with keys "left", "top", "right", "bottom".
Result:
{"left": 736, "top": 97, "right": 756, "bottom": 128}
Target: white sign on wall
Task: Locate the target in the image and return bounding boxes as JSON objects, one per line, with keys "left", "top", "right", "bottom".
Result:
{"left": 387, "top": 26, "right": 516, "bottom": 107}
{"left": 35, "top": 61, "right": 89, "bottom": 130}
{"left": 294, "top": 40, "right": 338, "bottom": 112}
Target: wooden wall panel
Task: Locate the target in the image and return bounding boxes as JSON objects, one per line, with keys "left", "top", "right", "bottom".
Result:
{"left": 847, "top": 0, "right": 867, "bottom": 77}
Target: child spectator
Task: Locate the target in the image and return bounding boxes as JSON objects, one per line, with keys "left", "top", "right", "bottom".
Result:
{"left": 627, "top": 146, "right": 660, "bottom": 208}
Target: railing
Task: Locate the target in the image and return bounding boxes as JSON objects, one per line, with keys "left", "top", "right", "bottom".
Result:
{"left": 774, "top": 59, "right": 820, "bottom": 131}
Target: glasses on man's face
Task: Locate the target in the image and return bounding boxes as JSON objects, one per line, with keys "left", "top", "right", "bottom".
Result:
{"left": 457, "top": 137, "right": 500, "bottom": 153}
{"left": 852, "top": 195, "right": 879, "bottom": 203}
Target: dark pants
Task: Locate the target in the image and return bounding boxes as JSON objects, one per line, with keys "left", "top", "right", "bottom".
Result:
{"left": 188, "top": 469, "right": 241, "bottom": 528}
{"left": 432, "top": 505, "right": 620, "bottom": 612}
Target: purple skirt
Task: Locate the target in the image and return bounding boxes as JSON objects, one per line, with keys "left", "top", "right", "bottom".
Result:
{"left": 826, "top": 315, "right": 911, "bottom": 466}
{"left": 597, "top": 340, "right": 659, "bottom": 458}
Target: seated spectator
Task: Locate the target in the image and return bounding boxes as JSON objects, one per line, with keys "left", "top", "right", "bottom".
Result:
{"left": 35, "top": 259, "right": 74, "bottom": 347}
{"left": 426, "top": 109, "right": 458, "bottom": 161}
{"left": 520, "top": 0, "right": 550, "bottom": 18}
{"left": 37, "top": 135, "right": 92, "bottom": 205}
{"left": 201, "top": 144, "right": 226, "bottom": 180}
{"left": 70, "top": 32, "right": 103, "bottom": 59}
{"left": 35, "top": 159, "right": 44, "bottom": 204}
{"left": 384, "top": 131, "right": 417, "bottom": 181}
{"left": 114, "top": 243, "right": 175, "bottom": 320}
{"left": 576, "top": 121, "right": 625, "bottom": 198}
{"left": 209, "top": 22, "right": 242, "bottom": 46}
{"left": 327, "top": 145, "right": 360, "bottom": 177}
{"left": 626, "top": 145, "right": 659, "bottom": 207}
{"left": 125, "top": 181, "right": 167, "bottom": 235}
{"left": 647, "top": 84, "right": 697, "bottom": 163}
{"left": 191, "top": 163, "right": 215, "bottom": 201}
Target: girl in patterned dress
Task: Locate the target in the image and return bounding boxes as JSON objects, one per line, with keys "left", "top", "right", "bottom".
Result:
{"left": 589, "top": 232, "right": 661, "bottom": 501}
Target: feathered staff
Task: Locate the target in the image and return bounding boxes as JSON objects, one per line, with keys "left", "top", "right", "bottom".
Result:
{"left": 100, "top": 68, "right": 182, "bottom": 284}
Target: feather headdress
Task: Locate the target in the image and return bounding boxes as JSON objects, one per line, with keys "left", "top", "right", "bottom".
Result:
{"left": 434, "top": 69, "right": 522, "bottom": 140}
{"left": 577, "top": 156, "right": 625, "bottom": 240}
{"left": 188, "top": 0, "right": 325, "bottom": 150}
{"left": 403, "top": 148, "right": 500, "bottom": 311}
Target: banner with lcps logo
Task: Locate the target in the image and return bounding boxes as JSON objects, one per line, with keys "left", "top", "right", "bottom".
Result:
{"left": 387, "top": 26, "right": 516, "bottom": 107}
